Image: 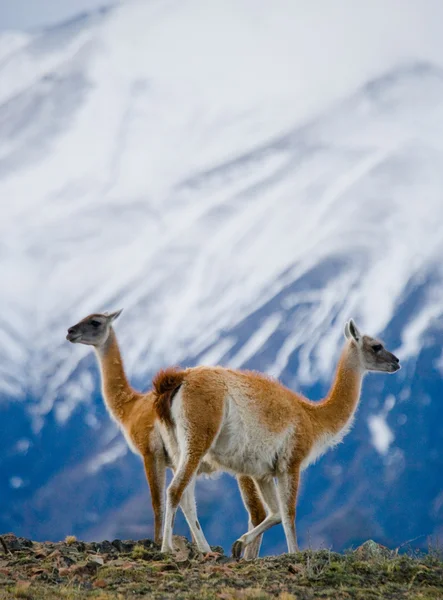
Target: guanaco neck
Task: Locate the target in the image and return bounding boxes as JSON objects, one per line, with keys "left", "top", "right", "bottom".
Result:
{"left": 313, "top": 341, "right": 363, "bottom": 437}
{"left": 94, "top": 328, "right": 138, "bottom": 423}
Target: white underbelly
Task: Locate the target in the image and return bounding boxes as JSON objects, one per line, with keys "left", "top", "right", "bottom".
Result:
{"left": 207, "top": 396, "right": 294, "bottom": 478}
{"left": 167, "top": 387, "right": 294, "bottom": 478}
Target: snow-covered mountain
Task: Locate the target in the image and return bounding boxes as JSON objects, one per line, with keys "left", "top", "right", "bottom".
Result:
{"left": 0, "top": 0, "right": 442, "bottom": 554}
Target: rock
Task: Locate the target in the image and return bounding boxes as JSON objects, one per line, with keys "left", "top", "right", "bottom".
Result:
{"left": 137, "top": 538, "right": 159, "bottom": 550}
{"left": 94, "top": 540, "right": 115, "bottom": 554}
{"left": 60, "top": 555, "right": 77, "bottom": 567}
{"left": 45, "top": 548, "right": 75, "bottom": 568}
{"left": 1, "top": 534, "right": 33, "bottom": 552}
{"left": 111, "top": 539, "right": 135, "bottom": 553}
{"left": 288, "top": 563, "right": 304, "bottom": 575}
{"left": 158, "top": 562, "right": 179, "bottom": 572}
{"left": 170, "top": 535, "right": 217, "bottom": 561}
{"left": 105, "top": 559, "right": 126, "bottom": 567}
{"left": 71, "top": 561, "right": 100, "bottom": 576}
{"left": 172, "top": 536, "right": 190, "bottom": 563}
{"left": 87, "top": 555, "right": 105, "bottom": 565}
{"left": 354, "top": 540, "right": 392, "bottom": 560}
{"left": 68, "top": 541, "right": 86, "bottom": 552}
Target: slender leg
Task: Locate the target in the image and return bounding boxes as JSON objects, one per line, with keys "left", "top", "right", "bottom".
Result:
{"left": 232, "top": 477, "right": 281, "bottom": 559}
{"left": 166, "top": 464, "right": 198, "bottom": 546}
{"left": 161, "top": 420, "right": 219, "bottom": 554}
{"left": 179, "top": 475, "right": 211, "bottom": 553}
{"left": 237, "top": 475, "right": 267, "bottom": 560}
{"left": 275, "top": 463, "right": 301, "bottom": 553}
{"left": 162, "top": 453, "right": 205, "bottom": 553}
{"left": 160, "top": 384, "right": 223, "bottom": 554}
{"left": 143, "top": 454, "right": 166, "bottom": 545}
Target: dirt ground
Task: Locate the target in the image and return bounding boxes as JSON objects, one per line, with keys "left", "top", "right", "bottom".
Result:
{"left": 0, "top": 533, "right": 442, "bottom": 599}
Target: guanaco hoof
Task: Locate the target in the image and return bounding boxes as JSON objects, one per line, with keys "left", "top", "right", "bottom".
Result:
{"left": 231, "top": 540, "right": 244, "bottom": 559}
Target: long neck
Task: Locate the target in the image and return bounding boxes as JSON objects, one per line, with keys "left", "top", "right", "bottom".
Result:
{"left": 94, "top": 329, "right": 137, "bottom": 423}
{"left": 314, "top": 341, "right": 363, "bottom": 436}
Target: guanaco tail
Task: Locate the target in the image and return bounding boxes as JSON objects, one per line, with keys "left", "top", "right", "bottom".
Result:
{"left": 153, "top": 319, "right": 401, "bottom": 556}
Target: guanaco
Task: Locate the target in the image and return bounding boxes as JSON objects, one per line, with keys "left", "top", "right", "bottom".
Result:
{"left": 66, "top": 310, "right": 266, "bottom": 558}
{"left": 153, "top": 319, "right": 401, "bottom": 555}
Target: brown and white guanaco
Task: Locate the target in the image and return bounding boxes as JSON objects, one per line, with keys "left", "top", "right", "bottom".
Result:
{"left": 66, "top": 310, "right": 266, "bottom": 558}
{"left": 153, "top": 319, "right": 401, "bottom": 556}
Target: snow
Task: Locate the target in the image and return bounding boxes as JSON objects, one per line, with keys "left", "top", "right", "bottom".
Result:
{"left": 0, "top": 1, "right": 117, "bottom": 33}
{"left": 9, "top": 476, "right": 24, "bottom": 489}
{"left": 229, "top": 314, "right": 281, "bottom": 369}
{"left": 86, "top": 441, "right": 128, "bottom": 474}
{"left": 400, "top": 293, "right": 443, "bottom": 360}
{"left": 368, "top": 395, "right": 396, "bottom": 455}
{"left": 14, "top": 439, "right": 31, "bottom": 454}
{"left": 0, "top": 0, "right": 443, "bottom": 429}
{"left": 199, "top": 338, "right": 236, "bottom": 367}
{"left": 368, "top": 415, "right": 395, "bottom": 456}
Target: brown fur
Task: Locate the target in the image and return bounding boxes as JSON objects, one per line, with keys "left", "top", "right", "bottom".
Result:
{"left": 67, "top": 314, "right": 266, "bottom": 550}
{"left": 307, "top": 346, "right": 363, "bottom": 434}
{"left": 155, "top": 329, "right": 400, "bottom": 554}
{"left": 153, "top": 367, "right": 186, "bottom": 426}
{"left": 96, "top": 330, "right": 168, "bottom": 543}
{"left": 154, "top": 346, "right": 362, "bottom": 462}
{"left": 237, "top": 476, "right": 267, "bottom": 527}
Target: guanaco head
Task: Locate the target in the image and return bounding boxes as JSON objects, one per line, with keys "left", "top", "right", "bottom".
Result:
{"left": 66, "top": 310, "right": 123, "bottom": 346}
{"left": 344, "top": 319, "right": 400, "bottom": 373}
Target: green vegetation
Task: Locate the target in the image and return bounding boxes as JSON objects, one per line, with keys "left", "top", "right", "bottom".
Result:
{"left": 0, "top": 534, "right": 441, "bottom": 599}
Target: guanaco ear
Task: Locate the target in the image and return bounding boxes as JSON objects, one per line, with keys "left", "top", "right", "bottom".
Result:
{"left": 348, "top": 318, "right": 361, "bottom": 343}
{"left": 107, "top": 309, "right": 123, "bottom": 322}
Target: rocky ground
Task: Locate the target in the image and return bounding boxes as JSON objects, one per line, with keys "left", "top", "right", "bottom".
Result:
{"left": 0, "top": 534, "right": 442, "bottom": 599}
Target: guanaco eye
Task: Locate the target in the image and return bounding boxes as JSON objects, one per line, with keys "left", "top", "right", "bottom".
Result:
{"left": 91, "top": 320, "right": 101, "bottom": 328}
{"left": 372, "top": 344, "right": 382, "bottom": 353}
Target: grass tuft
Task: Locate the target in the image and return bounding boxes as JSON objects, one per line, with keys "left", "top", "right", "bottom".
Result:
{"left": 64, "top": 536, "right": 77, "bottom": 546}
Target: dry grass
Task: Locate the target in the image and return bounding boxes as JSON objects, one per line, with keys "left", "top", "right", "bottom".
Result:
{"left": 0, "top": 534, "right": 442, "bottom": 599}
{"left": 64, "top": 536, "right": 77, "bottom": 546}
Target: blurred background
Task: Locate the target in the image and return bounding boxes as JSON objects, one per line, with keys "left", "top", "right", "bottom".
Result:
{"left": 0, "top": 0, "right": 442, "bottom": 555}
